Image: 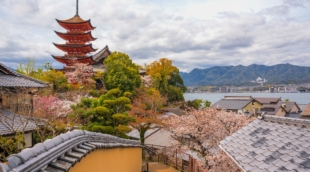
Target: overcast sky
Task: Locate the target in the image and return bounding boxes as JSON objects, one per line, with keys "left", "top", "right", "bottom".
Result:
{"left": 0, "top": 0, "right": 310, "bottom": 72}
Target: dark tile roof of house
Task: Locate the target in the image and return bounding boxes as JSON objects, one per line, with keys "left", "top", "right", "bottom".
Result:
{"left": 0, "top": 63, "right": 48, "bottom": 88}
{"left": 211, "top": 99, "right": 252, "bottom": 110}
{"left": 254, "top": 97, "right": 281, "bottom": 104}
{"left": 285, "top": 113, "right": 301, "bottom": 118}
{"left": 220, "top": 115, "right": 310, "bottom": 172}
{"left": 278, "top": 101, "right": 301, "bottom": 112}
{"left": 0, "top": 130, "right": 141, "bottom": 172}
{"left": 257, "top": 103, "right": 288, "bottom": 116}
{"left": 301, "top": 104, "right": 310, "bottom": 116}
{"left": 0, "top": 108, "right": 37, "bottom": 136}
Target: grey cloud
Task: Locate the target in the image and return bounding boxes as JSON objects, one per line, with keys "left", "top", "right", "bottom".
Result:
{"left": 218, "top": 36, "right": 253, "bottom": 50}
{"left": 174, "top": 16, "right": 184, "bottom": 21}
{"left": 260, "top": 5, "right": 290, "bottom": 16}
{"left": 283, "top": 0, "right": 305, "bottom": 8}
{"left": 1, "top": 0, "right": 310, "bottom": 72}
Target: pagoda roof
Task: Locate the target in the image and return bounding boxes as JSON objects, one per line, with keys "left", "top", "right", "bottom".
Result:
{"left": 52, "top": 55, "right": 95, "bottom": 65}
{"left": 56, "top": 15, "right": 96, "bottom": 31}
{"left": 92, "top": 45, "right": 112, "bottom": 64}
{"left": 54, "top": 31, "right": 97, "bottom": 42}
{"left": 53, "top": 43, "right": 97, "bottom": 53}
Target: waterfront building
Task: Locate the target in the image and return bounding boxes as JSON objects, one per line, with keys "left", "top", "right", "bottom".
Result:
{"left": 211, "top": 96, "right": 262, "bottom": 115}
{"left": 219, "top": 86, "right": 227, "bottom": 93}
{"left": 208, "top": 87, "right": 218, "bottom": 92}
{"left": 52, "top": 0, "right": 111, "bottom": 83}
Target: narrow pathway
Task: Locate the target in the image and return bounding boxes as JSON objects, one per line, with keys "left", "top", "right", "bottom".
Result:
{"left": 147, "top": 162, "right": 179, "bottom": 172}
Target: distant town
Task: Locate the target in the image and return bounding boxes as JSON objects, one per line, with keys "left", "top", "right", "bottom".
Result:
{"left": 187, "top": 81, "right": 310, "bottom": 93}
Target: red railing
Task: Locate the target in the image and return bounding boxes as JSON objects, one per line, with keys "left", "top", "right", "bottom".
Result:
{"left": 143, "top": 144, "right": 207, "bottom": 172}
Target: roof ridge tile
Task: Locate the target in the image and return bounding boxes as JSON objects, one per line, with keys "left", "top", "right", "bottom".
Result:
{"left": 0, "top": 129, "right": 141, "bottom": 172}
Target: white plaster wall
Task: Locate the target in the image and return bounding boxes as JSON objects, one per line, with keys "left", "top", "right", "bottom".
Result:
{"left": 24, "top": 132, "right": 32, "bottom": 147}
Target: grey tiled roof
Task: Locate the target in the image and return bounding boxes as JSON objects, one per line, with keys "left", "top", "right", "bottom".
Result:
{"left": 92, "top": 45, "right": 111, "bottom": 63}
{"left": 0, "top": 63, "right": 48, "bottom": 88}
{"left": 278, "top": 101, "right": 301, "bottom": 112}
{"left": 0, "top": 108, "right": 37, "bottom": 136}
{"left": 0, "top": 130, "right": 141, "bottom": 172}
{"left": 285, "top": 113, "right": 301, "bottom": 119}
{"left": 0, "top": 75, "right": 48, "bottom": 88}
{"left": 254, "top": 97, "right": 281, "bottom": 104}
{"left": 211, "top": 99, "right": 251, "bottom": 110}
{"left": 220, "top": 115, "right": 310, "bottom": 172}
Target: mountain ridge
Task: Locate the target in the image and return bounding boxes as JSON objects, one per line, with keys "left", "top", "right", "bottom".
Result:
{"left": 180, "top": 64, "right": 310, "bottom": 86}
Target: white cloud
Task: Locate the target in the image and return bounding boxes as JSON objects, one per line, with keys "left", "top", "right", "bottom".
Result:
{"left": 0, "top": 0, "right": 310, "bottom": 72}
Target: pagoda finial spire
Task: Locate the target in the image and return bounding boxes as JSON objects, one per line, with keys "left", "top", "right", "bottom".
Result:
{"left": 76, "top": 0, "right": 79, "bottom": 16}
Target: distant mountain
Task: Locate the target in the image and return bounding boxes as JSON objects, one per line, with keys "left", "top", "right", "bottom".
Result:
{"left": 180, "top": 64, "right": 310, "bottom": 86}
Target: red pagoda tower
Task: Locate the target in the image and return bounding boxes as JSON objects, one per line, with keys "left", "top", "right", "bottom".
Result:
{"left": 52, "top": 0, "right": 111, "bottom": 84}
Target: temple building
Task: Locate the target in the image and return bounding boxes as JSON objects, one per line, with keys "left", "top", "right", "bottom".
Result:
{"left": 52, "top": 0, "right": 111, "bottom": 83}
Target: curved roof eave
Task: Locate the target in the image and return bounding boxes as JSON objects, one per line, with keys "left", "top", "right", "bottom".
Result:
{"left": 56, "top": 19, "right": 96, "bottom": 30}
{"left": 0, "top": 130, "right": 141, "bottom": 172}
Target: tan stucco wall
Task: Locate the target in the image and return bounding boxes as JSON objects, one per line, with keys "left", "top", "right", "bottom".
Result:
{"left": 243, "top": 101, "right": 262, "bottom": 112}
{"left": 69, "top": 147, "right": 142, "bottom": 172}
{"left": 275, "top": 108, "right": 286, "bottom": 117}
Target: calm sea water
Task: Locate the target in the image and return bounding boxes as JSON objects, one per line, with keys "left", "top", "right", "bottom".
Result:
{"left": 184, "top": 92, "right": 310, "bottom": 105}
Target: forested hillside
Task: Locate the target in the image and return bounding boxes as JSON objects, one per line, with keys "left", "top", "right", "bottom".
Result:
{"left": 180, "top": 64, "right": 310, "bottom": 86}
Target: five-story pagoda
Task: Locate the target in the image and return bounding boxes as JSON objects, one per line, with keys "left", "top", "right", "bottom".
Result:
{"left": 53, "top": 0, "right": 97, "bottom": 65}
{"left": 52, "top": 0, "right": 111, "bottom": 84}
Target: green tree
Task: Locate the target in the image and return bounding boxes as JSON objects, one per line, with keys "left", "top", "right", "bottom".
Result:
{"left": 187, "top": 99, "right": 212, "bottom": 110}
{"left": 0, "top": 132, "right": 25, "bottom": 162}
{"left": 147, "top": 58, "right": 185, "bottom": 102}
{"left": 104, "top": 52, "right": 141, "bottom": 93}
{"left": 70, "top": 88, "right": 135, "bottom": 138}
{"left": 38, "top": 70, "right": 67, "bottom": 92}
{"left": 168, "top": 68, "right": 187, "bottom": 93}
{"left": 146, "top": 58, "right": 176, "bottom": 94}
{"left": 203, "top": 100, "right": 211, "bottom": 108}
{"left": 187, "top": 99, "right": 203, "bottom": 110}
{"left": 167, "top": 85, "right": 184, "bottom": 102}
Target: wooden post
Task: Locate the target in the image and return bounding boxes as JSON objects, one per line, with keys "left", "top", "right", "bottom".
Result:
{"left": 175, "top": 149, "right": 178, "bottom": 169}
{"left": 181, "top": 159, "right": 184, "bottom": 172}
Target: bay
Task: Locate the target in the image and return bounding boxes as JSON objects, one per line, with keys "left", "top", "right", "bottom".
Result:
{"left": 184, "top": 92, "right": 310, "bottom": 105}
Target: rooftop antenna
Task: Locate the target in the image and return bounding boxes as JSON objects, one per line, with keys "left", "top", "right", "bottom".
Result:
{"left": 76, "top": 0, "right": 79, "bottom": 16}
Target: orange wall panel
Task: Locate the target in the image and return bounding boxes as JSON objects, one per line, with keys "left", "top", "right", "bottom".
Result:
{"left": 69, "top": 147, "right": 142, "bottom": 172}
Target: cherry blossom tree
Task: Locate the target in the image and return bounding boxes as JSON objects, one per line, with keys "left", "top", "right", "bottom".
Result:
{"left": 64, "top": 58, "right": 94, "bottom": 85}
{"left": 163, "top": 108, "right": 254, "bottom": 171}
{"left": 33, "top": 95, "right": 71, "bottom": 142}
